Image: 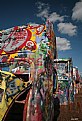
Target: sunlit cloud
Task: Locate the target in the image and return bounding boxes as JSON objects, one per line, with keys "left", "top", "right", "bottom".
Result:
{"left": 36, "top": 1, "right": 65, "bottom": 22}
{"left": 36, "top": 1, "right": 49, "bottom": 20}
{"left": 72, "top": 0, "right": 82, "bottom": 21}
{"left": 56, "top": 37, "right": 71, "bottom": 51}
{"left": 36, "top": 8, "right": 49, "bottom": 20}
{"left": 57, "top": 23, "right": 77, "bottom": 36}
{"left": 48, "top": 12, "right": 64, "bottom": 23}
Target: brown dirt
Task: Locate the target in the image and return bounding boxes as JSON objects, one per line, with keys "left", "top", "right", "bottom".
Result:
{"left": 58, "top": 86, "right": 82, "bottom": 121}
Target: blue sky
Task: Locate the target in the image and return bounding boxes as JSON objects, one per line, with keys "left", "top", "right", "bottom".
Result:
{"left": 0, "top": 0, "right": 82, "bottom": 73}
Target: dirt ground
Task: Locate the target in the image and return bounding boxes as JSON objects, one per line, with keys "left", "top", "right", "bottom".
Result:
{"left": 58, "top": 86, "right": 82, "bottom": 121}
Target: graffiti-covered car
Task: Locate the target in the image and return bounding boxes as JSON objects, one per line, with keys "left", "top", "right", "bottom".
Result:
{"left": 0, "top": 70, "right": 31, "bottom": 121}
{"left": 0, "top": 20, "right": 57, "bottom": 121}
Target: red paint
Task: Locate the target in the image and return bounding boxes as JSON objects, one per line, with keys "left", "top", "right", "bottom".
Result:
{"left": 28, "top": 25, "right": 45, "bottom": 35}
{"left": 1, "top": 28, "right": 32, "bottom": 54}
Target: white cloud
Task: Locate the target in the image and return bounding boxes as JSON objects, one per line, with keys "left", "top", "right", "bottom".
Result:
{"left": 56, "top": 37, "right": 71, "bottom": 51}
{"left": 36, "top": 2, "right": 49, "bottom": 12}
{"left": 57, "top": 23, "right": 77, "bottom": 36}
{"left": 36, "top": 1, "right": 65, "bottom": 22}
{"left": 48, "top": 12, "right": 64, "bottom": 23}
{"left": 72, "top": 0, "right": 82, "bottom": 21}
{"left": 36, "top": 8, "right": 49, "bottom": 20}
{"left": 36, "top": 1, "right": 49, "bottom": 20}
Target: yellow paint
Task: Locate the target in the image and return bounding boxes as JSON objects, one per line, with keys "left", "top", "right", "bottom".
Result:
{"left": 8, "top": 53, "right": 18, "bottom": 59}
{"left": 0, "top": 70, "right": 15, "bottom": 77}
{"left": 0, "top": 70, "right": 25, "bottom": 120}
{"left": 30, "top": 29, "right": 36, "bottom": 42}
{"left": 1, "top": 51, "right": 6, "bottom": 54}
{"left": 15, "top": 79, "right": 23, "bottom": 86}
{"left": 0, "top": 78, "right": 7, "bottom": 120}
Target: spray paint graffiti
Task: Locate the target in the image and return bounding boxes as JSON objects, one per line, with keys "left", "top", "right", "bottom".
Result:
{"left": 0, "top": 21, "right": 56, "bottom": 121}
{"left": 0, "top": 70, "right": 30, "bottom": 120}
{"left": 0, "top": 27, "right": 32, "bottom": 54}
{"left": 54, "top": 58, "right": 74, "bottom": 105}
{"left": 0, "top": 24, "right": 46, "bottom": 54}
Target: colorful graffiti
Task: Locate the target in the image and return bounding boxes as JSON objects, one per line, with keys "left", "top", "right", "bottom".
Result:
{"left": 54, "top": 58, "right": 74, "bottom": 105}
{"left": 0, "top": 24, "right": 46, "bottom": 54}
{"left": 73, "top": 67, "right": 81, "bottom": 94}
{"left": 0, "top": 70, "right": 30, "bottom": 120}
{"left": 0, "top": 21, "right": 56, "bottom": 121}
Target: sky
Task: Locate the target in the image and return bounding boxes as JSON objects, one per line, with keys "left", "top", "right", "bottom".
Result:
{"left": 0, "top": 0, "right": 82, "bottom": 74}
